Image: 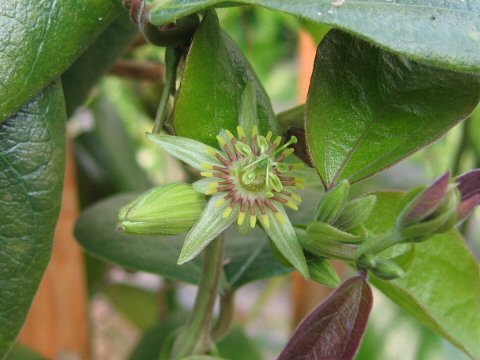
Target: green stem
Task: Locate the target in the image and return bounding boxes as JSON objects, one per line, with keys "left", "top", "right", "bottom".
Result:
{"left": 211, "top": 288, "right": 235, "bottom": 342}
{"left": 356, "top": 230, "right": 403, "bottom": 259}
{"left": 169, "top": 234, "right": 225, "bottom": 359}
{"left": 153, "top": 47, "right": 181, "bottom": 134}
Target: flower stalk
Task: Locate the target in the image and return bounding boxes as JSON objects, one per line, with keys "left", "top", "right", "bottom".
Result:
{"left": 169, "top": 233, "right": 225, "bottom": 359}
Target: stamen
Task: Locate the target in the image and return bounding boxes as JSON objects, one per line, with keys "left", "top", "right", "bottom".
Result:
{"left": 238, "top": 211, "right": 246, "bottom": 225}
{"left": 223, "top": 206, "right": 233, "bottom": 218}
{"left": 215, "top": 153, "right": 231, "bottom": 166}
{"left": 265, "top": 131, "right": 273, "bottom": 141}
{"left": 200, "top": 171, "right": 215, "bottom": 178}
{"left": 217, "top": 185, "right": 234, "bottom": 192}
{"left": 272, "top": 195, "right": 288, "bottom": 204}
{"left": 274, "top": 212, "right": 286, "bottom": 224}
{"left": 285, "top": 201, "right": 299, "bottom": 211}
{"left": 237, "top": 126, "right": 246, "bottom": 142}
{"left": 201, "top": 163, "right": 214, "bottom": 170}
{"left": 262, "top": 214, "right": 270, "bottom": 228}
{"left": 216, "top": 135, "right": 227, "bottom": 148}
{"left": 215, "top": 198, "right": 226, "bottom": 207}
{"left": 276, "top": 148, "right": 295, "bottom": 162}
{"left": 205, "top": 188, "right": 217, "bottom": 195}
{"left": 250, "top": 214, "right": 257, "bottom": 228}
{"left": 264, "top": 199, "right": 279, "bottom": 213}
{"left": 213, "top": 166, "right": 230, "bottom": 174}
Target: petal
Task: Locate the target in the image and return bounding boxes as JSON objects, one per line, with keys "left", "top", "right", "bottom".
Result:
{"left": 178, "top": 193, "right": 237, "bottom": 264}
{"left": 147, "top": 133, "right": 222, "bottom": 170}
{"left": 257, "top": 206, "right": 309, "bottom": 278}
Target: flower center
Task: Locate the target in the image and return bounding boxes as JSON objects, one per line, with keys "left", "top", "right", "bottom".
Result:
{"left": 200, "top": 126, "right": 305, "bottom": 228}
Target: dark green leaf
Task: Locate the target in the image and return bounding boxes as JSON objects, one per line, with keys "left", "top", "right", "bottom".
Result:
{"left": 150, "top": 0, "right": 480, "bottom": 73}
{"left": 0, "top": 0, "right": 125, "bottom": 122}
{"left": 74, "top": 194, "right": 290, "bottom": 289}
{"left": 62, "top": 13, "right": 139, "bottom": 116}
{"left": 278, "top": 276, "right": 373, "bottom": 360}
{"left": 306, "top": 30, "right": 480, "bottom": 188}
{"left": 173, "top": 11, "right": 278, "bottom": 147}
{"left": 364, "top": 192, "right": 480, "bottom": 359}
{"left": 4, "top": 344, "right": 45, "bottom": 360}
{"left": 0, "top": 82, "right": 66, "bottom": 357}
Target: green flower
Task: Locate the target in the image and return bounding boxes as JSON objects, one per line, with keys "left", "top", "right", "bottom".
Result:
{"left": 147, "top": 125, "right": 309, "bottom": 278}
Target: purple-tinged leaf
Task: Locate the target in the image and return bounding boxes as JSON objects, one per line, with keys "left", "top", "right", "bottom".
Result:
{"left": 456, "top": 169, "right": 480, "bottom": 201}
{"left": 277, "top": 276, "right": 373, "bottom": 360}
{"left": 400, "top": 172, "right": 450, "bottom": 226}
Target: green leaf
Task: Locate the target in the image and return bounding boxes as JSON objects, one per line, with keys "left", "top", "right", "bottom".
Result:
{"left": 75, "top": 194, "right": 291, "bottom": 289}
{"left": 0, "top": 82, "right": 66, "bottom": 357}
{"left": 364, "top": 191, "right": 480, "bottom": 359}
{"left": 306, "top": 30, "right": 480, "bottom": 188}
{"left": 62, "top": 13, "right": 139, "bottom": 116}
{"left": 173, "top": 10, "right": 278, "bottom": 147}
{"left": 150, "top": 0, "right": 480, "bottom": 73}
{"left": 0, "top": 0, "right": 125, "bottom": 122}
{"left": 4, "top": 344, "right": 45, "bottom": 360}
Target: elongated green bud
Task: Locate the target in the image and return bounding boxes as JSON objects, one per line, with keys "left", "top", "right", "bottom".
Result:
{"left": 315, "top": 180, "right": 350, "bottom": 224}
{"left": 334, "top": 195, "right": 377, "bottom": 231}
{"left": 117, "top": 183, "right": 205, "bottom": 235}
{"left": 298, "top": 227, "right": 357, "bottom": 261}
{"left": 307, "top": 222, "right": 361, "bottom": 243}
{"left": 371, "top": 259, "right": 405, "bottom": 280}
{"left": 308, "top": 258, "right": 341, "bottom": 288}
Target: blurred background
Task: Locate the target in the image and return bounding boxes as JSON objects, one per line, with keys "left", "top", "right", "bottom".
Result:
{"left": 10, "top": 6, "right": 480, "bottom": 360}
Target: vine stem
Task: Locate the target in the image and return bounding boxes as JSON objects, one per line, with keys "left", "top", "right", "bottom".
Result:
{"left": 211, "top": 288, "right": 235, "bottom": 342}
{"left": 169, "top": 234, "right": 225, "bottom": 359}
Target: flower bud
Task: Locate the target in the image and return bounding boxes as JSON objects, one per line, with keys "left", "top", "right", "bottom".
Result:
{"left": 334, "top": 195, "right": 377, "bottom": 231}
{"left": 456, "top": 169, "right": 480, "bottom": 221}
{"left": 315, "top": 180, "right": 350, "bottom": 224}
{"left": 398, "top": 172, "right": 450, "bottom": 228}
{"left": 117, "top": 183, "right": 205, "bottom": 235}
{"left": 308, "top": 257, "right": 341, "bottom": 288}
{"left": 298, "top": 226, "right": 357, "bottom": 261}
{"left": 307, "top": 222, "right": 360, "bottom": 243}
{"left": 370, "top": 259, "right": 405, "bottom": 280}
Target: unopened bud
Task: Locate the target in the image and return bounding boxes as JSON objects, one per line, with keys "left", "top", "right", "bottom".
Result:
{"left": 334, "top": 195, "right": 376, "bottom": 231}
{"left": 307, "top": 221, "right": 360, "bottom": 243}
{"left": 398, "top": 173, "right": 450, "bottom": 228}
{"left": 400, "top": 189, "right": 458, "bottom": 241}
{"left": 118, "top": 183, "right": 205, "bottom": 235}
{"left": 308, "top": 258, "right": 341, "bottom": 288}
{"left": 298, "top": 226, "right": 357, "bottom": 261}
{"left": 315, "top": 180, "right": 350, "bottom": 223}
{"left": 370, "top": 259, "right": 405, "bottom": 280}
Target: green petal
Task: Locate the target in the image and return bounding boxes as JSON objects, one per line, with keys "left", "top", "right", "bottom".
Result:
{"left": 257, "top": 206, "right": 309, "bottom": 278}
{"left": 147, "top": 133, "right": 222, "bottom": 170}
{"left": 178, "top": 194, "right": 237, "bottom": 264}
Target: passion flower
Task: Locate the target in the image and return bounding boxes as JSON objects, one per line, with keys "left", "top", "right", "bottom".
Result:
{"left": 147, "top": 126, "right": 309, "bottom": 278}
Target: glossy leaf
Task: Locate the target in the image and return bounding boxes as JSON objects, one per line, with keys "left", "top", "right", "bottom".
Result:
{"left": 278, "top": 276, "right": 373, "bottom": 360}
{"left": 306, "top": 30, "right": 480, "bottom": 188}
{"left": 74, "top": 194, "right": 290, "bottom": 289}
{"left": 62, "top": 13, "right": 139, "bottom": 116}
{"left": 0, "top": 0, "right": 124, "bottom": 122}
{"left": 173, "top": 10, "right": 278, "bottom": 147}
{"left": 0, "top": 82, "right": 66, "bottom": 357}
{"left": 364, "top": 192, "right": 480, "bottom": 359}
{"left": 150, "top": 0, "right": 480, "bottom": 73}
